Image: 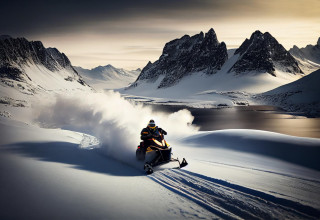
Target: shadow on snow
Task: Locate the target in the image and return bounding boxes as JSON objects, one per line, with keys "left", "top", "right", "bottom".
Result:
{"left": 2, "top": 142, "right": 143, "bottom": 177}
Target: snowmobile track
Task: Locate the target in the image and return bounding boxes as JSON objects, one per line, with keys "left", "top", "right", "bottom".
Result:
{"left": 150, "top": 169, "right": 320, "bottom": 220}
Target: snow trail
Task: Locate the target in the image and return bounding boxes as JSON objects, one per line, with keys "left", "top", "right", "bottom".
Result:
{"left": 150, "top": 169, "right": 320, "bottom": 220}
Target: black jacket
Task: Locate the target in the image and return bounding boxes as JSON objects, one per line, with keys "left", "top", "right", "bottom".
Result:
{"left": 140, "top": 126, "right": 167, "bottom": 140}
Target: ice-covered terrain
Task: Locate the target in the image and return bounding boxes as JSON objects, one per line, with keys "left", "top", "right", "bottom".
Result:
{"left": 1, "top": 91, "right": 320, "bottom": 219}
{"left": 74, "top": 65, "right": 140, "bottom": 91}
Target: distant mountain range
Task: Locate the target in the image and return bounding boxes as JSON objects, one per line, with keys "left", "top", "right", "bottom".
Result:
{"left": 74, "top": 65, "right": 140, "bottom": 90}
{"left": 289, "top": 38, "right": 320, "bottom": 74}
{"left": 130, "top": 29, "right": 306, "bottom": 90}
{"left": 0, "top": 31, "right": 319, "bottom": 117}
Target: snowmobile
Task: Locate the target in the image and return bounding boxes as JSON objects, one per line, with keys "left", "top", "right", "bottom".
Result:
{"left": 136, "top": 134, "right": 188, "bottom": 175}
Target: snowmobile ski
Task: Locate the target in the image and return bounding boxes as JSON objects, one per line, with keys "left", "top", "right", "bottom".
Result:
{"left": 143, "top": 158, "right": 188, "bottom": 175}
{"left": 179, "top": 158, "right": 188, "bottom": 168}
{"left": 144, "top": 163, "right": 153, "bottom": 175}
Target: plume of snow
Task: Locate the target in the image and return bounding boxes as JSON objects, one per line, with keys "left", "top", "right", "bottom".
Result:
{"left": 34, "top": 91, "right": 198, "bottom": 162}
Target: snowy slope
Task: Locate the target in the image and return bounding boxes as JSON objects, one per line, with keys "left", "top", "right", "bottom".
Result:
{"left": 0, "top": 117, "right": 216, "bottom": 220}
{"left": 120, "top": 52, "right": 303, "bottom": 108}
{"left": 75, "top": 65, "right": 140, "bottom": 90}
{"left": 1, "top": 110, "right": 320, "bottom": 219}
{"left": 254, "top": 69, "right": 320, "bottom": 116}
{"left": 1, "top": 88, "right": 320, "bottom": 219}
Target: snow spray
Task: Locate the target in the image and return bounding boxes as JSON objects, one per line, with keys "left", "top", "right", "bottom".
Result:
{"left": 34, "top": 90, "right": 198, "bottom": 163}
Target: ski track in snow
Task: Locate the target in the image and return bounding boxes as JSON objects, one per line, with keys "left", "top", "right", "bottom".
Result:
{"left": 198, "top": 160, "right": 320, "bottom": 185}
{"left": 149, "top": 169, "right": 320, "bottom": 220}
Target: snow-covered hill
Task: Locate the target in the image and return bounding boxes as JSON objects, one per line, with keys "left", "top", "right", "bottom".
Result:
{"left": 74, "top": 65, "right": 140, "bottom": 90}
{"left": 289, "top": 37, "right": 320, "bottom": 74}
{"left": 254, "top": 69, "right": 320, "bottom": 116}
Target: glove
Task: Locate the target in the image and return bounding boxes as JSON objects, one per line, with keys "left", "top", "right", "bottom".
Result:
{"left": 141, "top": 134, "right": 152, "bottom": 140}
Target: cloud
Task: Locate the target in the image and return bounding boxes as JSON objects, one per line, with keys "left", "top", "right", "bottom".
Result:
{"left": 2, "top": 0, "right": 319, "bottom": 37}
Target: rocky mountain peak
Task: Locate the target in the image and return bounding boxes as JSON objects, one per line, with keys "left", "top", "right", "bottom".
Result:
{"left": 205, "top": 28, "right": 217, "bottom": 39}
{"left": 105, "top": 64, "right": 114, "bottom": 68}
{"left": 202, "top": 28, "right": 219, "bottom": 48}
{"left": 133, "top": 28, "right": 228, "bottom": 88}
{"left": 231, "top": 30, "right": 303, "bottom": 76}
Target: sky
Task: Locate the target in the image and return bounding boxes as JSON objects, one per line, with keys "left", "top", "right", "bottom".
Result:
{"left": 1, "top": 0, "right": 320, "bottom": 70}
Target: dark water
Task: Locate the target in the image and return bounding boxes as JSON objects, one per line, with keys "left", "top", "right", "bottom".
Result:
{"left": 149, "top": 105, "right": 320, "bottom": 139}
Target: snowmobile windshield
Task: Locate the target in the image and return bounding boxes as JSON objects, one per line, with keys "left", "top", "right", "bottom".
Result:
{"left": 152, "top": 129, "right": 162, "bottom": 140}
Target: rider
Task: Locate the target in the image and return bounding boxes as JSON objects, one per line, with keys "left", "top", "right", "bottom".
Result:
{"left": 140, "top": 119, "right": 167, "bottom": 144}
{"left": 140, "top": 119, "right": 169, "bottom": 166}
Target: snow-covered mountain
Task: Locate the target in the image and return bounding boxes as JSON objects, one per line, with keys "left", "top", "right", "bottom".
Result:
{"left": 255, "top": 69, "right": 320, "bottom": 116}
{"left": 289, "top": 37, "right": 320, "bottom": 74}
{"left": 129, "top": 30, "right": 303, "bottom": 92}
{"left": 131, "top": 28, "right": 228, "bottom": 88}
{"left": 0, "top": 35, "right": 91, "bottom": 121}
{"left": 74, "top": 65, "right": 140, "bottom": 90}
{"left": 230, "top": 31, "right": 303, "bottom": 76}
{"left": 0, "top": 35, "right": 89, "bottom": 97}
{"left": 122, "top": 30, "right": 305, "bottom": 107}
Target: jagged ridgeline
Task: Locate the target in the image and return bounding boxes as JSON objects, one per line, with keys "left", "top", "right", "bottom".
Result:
{"left": 289, "top": 37, "right": 320, "bottom": 64}
{"left": 230, "top": 31, "right": 303, "bottom": 76}
{"left": 0, "top": 35, "right": 86, "bottom": 85}
{"left": 133, "top": 28, "right": 228, "bottom": 88}
{"left": 131, "top": 29, "right": 305, "bottom": 89}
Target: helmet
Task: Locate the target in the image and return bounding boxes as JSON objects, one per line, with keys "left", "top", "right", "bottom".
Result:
{"left": 147, "top": 119, "right": 156, "bottom": 131}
